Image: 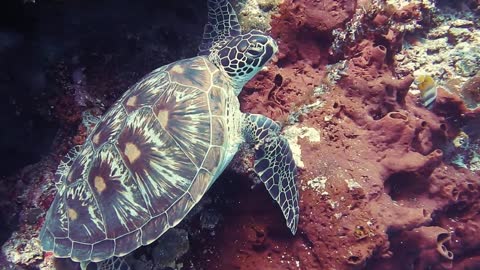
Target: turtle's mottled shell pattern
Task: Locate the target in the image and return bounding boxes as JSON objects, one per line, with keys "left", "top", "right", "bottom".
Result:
{"left": 40, "top": 56, "right": 235, "bottom": 262}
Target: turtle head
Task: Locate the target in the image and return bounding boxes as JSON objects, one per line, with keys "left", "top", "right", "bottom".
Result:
{"left": 211, "top": 30, "right": 278, "bottom": 92}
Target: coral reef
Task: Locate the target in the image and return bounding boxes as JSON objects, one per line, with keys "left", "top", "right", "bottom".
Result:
{"left": 396, "top": 0, "right": 480, "bottom": 111}
{"left": 237, "top": 0, "right": 480, "bottom": 269}
{"left": 232, "top": 0, "right": 284, "bottom": 31}
{"left": 0, "top": 155, "right": 60, "bottom": 269}
{"left": 1, "top": 0, "right": 480, "bottom": 270}
{"left": 370, "top": 226, "right": 454, "bottom": 269}
{"left": 461, "top": 72, "right": 480, "bottom": 108}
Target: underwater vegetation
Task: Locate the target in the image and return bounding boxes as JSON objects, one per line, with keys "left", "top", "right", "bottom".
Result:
{"left": 0, "top": 0, "right": 480, "bottom": 270}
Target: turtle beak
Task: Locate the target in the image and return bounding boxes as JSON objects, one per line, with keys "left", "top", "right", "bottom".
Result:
{"left": 271, "top": 54, "right": 278, "bottom": 63}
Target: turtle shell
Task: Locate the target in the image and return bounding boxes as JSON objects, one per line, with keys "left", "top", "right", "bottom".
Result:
{"left": 40, "top": 56, "right": 233, "bottom": 262}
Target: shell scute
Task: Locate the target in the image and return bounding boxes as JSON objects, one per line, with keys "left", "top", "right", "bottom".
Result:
{"left": 122, "top": 70, "right": 169, "bottom": 113}
{"left": 44, "top": 191, "right": 68, "bottom": 238}
{"left": 116, "top": 107, "right": 196, "bottom": 216}
{"left": 211, "top": 116, "right": 226, "bottom": 146}
{"left": 140, "top": 213, "right": 169, "bottom": 246}
{"left": 54, "top": 238, "right": 72, "bottom": 258}
{"left": 65, "top": 181, "right": 106, "bottom": 243}
{"left": 91, "top": 239, "right": 114, "bottom": 262}
{"left": 66, "top": 142, "right": 94, "bottom": 184}
{"left": 188, "top": 169, "right": 213, "bottom": 203}
{"left": 209, "top": 85, "right": 226, "bottom": 116}
{"left": 90, "top": 105, "right": 127, "bottom": 149}
{"left": 203, "top": 146, "right": 224, "bottom": 173}
{"left": 71, "top": 242, "right": 92, "bottom": 262}
{"left": 153, "top": 83, "right": 211, "bottom": 167}
{"left": 87, "top": 143, "right": 150, "bottom": 238}
{"left": 40, "top": 228, "right": 55, "bottom": 251}
{"left": 114, "top": 229, "right": 141, "bottom": 257}
{"left": 165, "top": 57, "right": 213, "bottom": 91}
{"left": 166, "top": 193, "right": 195, "bottom": 227}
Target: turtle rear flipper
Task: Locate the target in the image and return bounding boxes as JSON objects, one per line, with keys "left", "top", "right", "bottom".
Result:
{"left": 198, "top": 0, "right": 241, "bottom": 55}
{"left": 81, "top": 257, "right": 130, "bottom": 270}
{"left": 82, "top": 110, "right": 101, "bottom": 133}
{"left": 243, "top": 113, "right": 299, "bottom": 234}
{"left": 54, "top": 145, "right": 82, "bottom": 190}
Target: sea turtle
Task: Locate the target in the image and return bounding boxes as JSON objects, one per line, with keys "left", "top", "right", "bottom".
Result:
{"left": 39, "top": 0, "right": 299, "bottom": 269}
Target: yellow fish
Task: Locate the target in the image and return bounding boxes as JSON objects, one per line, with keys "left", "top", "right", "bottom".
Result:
{"left": 415, "top": 75, "right": 437, "bottom": 109}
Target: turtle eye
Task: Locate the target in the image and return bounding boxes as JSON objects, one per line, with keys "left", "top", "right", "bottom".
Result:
{"left": 246, "top": 47, "right": 262, "bottom": 57}
{"left": 248, "top": 35, "right": 268, "bottom": 45}
{"left": 237, "top": 40, "right": 249, "bottom": 52}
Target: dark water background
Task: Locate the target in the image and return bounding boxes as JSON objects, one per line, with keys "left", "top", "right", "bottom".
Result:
{"left": 0, "top": 0, "right": 207, "bottom": 177}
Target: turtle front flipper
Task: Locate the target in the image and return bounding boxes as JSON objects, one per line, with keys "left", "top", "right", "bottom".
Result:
{"left": 54, "top": 145, "right": 82, "bottom": 189}
{"left": 242, "top": 113, "right": 300, "bottom": 234}
{"left": 198, "top": 0, "right": 241, "bottom": 55}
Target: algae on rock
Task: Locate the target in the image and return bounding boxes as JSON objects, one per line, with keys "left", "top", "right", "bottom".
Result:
{"left": 232, "top": 0, "right": 283, "bottom": 31}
